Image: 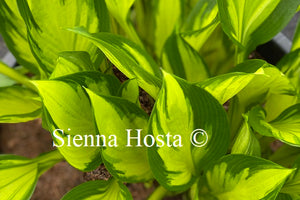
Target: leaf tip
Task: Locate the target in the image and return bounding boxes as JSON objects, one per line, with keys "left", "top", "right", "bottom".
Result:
{"left": 161, "top": 69, "right": 172, "bottom": 79}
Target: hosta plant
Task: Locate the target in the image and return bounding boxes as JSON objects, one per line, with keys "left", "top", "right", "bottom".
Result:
{"left": 0, "top": 0, "right": 300, "bottom": 199}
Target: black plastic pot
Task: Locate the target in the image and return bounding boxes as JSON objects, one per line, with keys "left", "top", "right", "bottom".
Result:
{"left": 257, "top": 32, "right": 292, "bottom": 65}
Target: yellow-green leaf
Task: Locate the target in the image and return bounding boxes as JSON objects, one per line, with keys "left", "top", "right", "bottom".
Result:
{"left": 217, "top": 0, "right": 300, "bottom": 63}
{"left": 62, "top": 179, "right": 132, "bottom": 200}
{"left": 17, "top": 0, "right": 109, "bottom": 77}
{"left": 199, "top": 155, "right": 294, "bottom": 199}
{"left": 248, "top": 104, "right": 300, "bottom": 147}
{"left": 33, "top": 80, "right": 101, "bottom": 171}
{"left": 50, "top": 51, "right": 95, "bottom": 79}
{"left": 231, "top": 116, "right": 261, "bottom": 157}
{"left": 162, "top": 33, "right": 209, "bottom": 83}
{"left": 85, "top": 88, "right": 153, "bottom": 182}
{"left": 0, "top": 0, "right": 39, "bottom": 74}
{"left": 148, "top": 71, "right": 230, "bottom": 191}
{"left": 0, "top": 86, "right": 41, "bottom": 123}
{"left": 70, "top": 28, "right": 162, "bottom": 99}
{"left": 0, "top": 151, "right": 63, "bottom": 200}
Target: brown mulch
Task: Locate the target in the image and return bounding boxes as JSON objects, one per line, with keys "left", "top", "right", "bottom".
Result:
{"left": 83, "top": 164, "right": 111, "bottom": 181}
{"left": 113, "top": 66, "right": 154, "bottom": 115}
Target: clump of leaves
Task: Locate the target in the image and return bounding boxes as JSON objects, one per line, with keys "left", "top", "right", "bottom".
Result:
{"left": 0, "top": 0, "right": 300, "bottom": 199}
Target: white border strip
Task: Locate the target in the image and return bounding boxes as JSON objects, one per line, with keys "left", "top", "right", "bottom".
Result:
{"left": 2, "top": 51, "right": 16, "bottom": 67}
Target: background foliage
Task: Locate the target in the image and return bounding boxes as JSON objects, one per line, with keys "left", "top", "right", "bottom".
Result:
{"left": 0, "top": 0, "right": 300, "bottom": 199}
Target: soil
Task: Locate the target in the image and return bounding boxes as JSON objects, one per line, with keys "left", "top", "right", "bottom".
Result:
{"left": 0, "top": 119, "right": 84, "bottom": 200}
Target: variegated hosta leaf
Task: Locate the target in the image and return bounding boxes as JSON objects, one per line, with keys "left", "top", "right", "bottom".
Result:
{"left": 148, "top": 71, "right": 230, "bottom": 191}
{"left": 291, "top": 19, "right": 300, "bottom": 51}
{"left": 0, "top": 86, "right": 41, "bottom": 123}
{"left": 0, "top": 151, "right": 63, "bottom": 200}
{"left": 218, "top": 0, "right": 279, "bottom": 45}
{"left": 0, "top": 155, "right": 37, "bottom": 200}
{"left": 85, "top": 88, "right": 153, "bottom": 182}
{"left": 134, "top": 0, "right": 155, "bottom": 52}
{"left": 17, "top": 0, "right": 109, "bottom": 77}
{"left": 228, "top": 60, "right": 297, "bottom": 138}
{"left": 217, "top": 0, "right": 300, "bottom": 63}
{"left": 269, "top": 144, "right": 300, "bottom": 168}
{"left": 197, "top": 72, "right": 255, "bottom": 105}
{"left": 162, "top": 33, "right": 209, "bottom": 83}
{"left": 182, "top": 21, "right": 220, "bottom": 53}
{"left": 70, "top": 28, "right": 162, "bottom": 99}
{"left": 104, "top": 0, "right": 143, "bottom": 47}
{"left": 181, "top": 0, "right": 219, "bottom": 51}
{"left": 55, "top": 71, "right": 121, "bottom": 97}
{"left": 152, "top": 0, "right": 182, "bottom": 57}
{"left": 264, "top": 93, "right": 298, "bottom": 122}
{"left": 199, "top": 155, "right": 294, "bottom": 200}
{"left": 198, "top": 25, "right": 236, "bottom": 76}
{"left": 105, "top": 0, "right": 134, "bottom": 26}
{"left": 182, "top": 0, "right": 218, "bottom": 32}
{"left": 235, "top": 59, "right": 295, "bottom": 98}
{"left": 248, "top": 104, "right": 300, "bottom": 147}
{"left": 118, "top": 79, "right": 140, "bottom": 106}
{"left": 281, "top": 157, "right": 300, "bottom": 195}
{"left": 61, "top": 179, "right": 133, "bottom": 200}
{"left": 50, "top": 51, "right": 95, "bottom": 79}
{"left": 32, "top": 80, "right": 101, "bottom": 171}
{"left": 277, "top": 49, "right": 300, "bottom": 90}
{"left": 0, "top": 0, "right": 39, "bottom": 74}
{"left": 135, "top": 0, "right": 183, "bottom": 57}
{"left": 276, "top": 193, "right": 300, "bottom": 200}
{"left": 231, "top": 116, "right": 261, "bottom": 157}
{"left": 35, "top": 73, "right": 120, "bottom": 171}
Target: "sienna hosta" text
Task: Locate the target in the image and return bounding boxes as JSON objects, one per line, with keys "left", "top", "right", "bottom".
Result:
{"left": 52, "top": 129, "right": 183, "bottom": 148}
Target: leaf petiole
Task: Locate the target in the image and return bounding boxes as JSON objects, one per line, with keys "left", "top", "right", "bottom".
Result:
{"left": 148, "top": 185, "right": 169, "bottom": 200}
{"left": 0, "top": 60, "right": 37, "bottom": 91}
